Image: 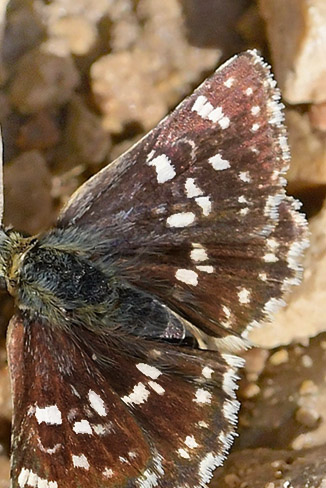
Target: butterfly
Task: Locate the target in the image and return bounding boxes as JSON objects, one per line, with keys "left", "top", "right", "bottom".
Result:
{"left": 0, "top": 50, "right": 307, "bottom": 488}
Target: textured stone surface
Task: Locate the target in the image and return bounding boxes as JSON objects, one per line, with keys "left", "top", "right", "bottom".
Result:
{"left": 60, "top": 95, "right": 111, "bottom": 169}
{"left": 91, "top": 0, "right": 222, "bottom": 132}
{"left": 0, "top": 454, "right": 9, "bottom": 488}
{"left": 48, "top": 15, "right": 97, "bottom": 56}
{"left": 213, "top": 445, "right": 326, "bottom": 488}
{"left": 259, "top": 0, "right": 326, "bottom": 104}
{"left": 0, "top": 366, "right": 12, "bottom": 424}
{"left": 213, "top": 334, "right": 326, "bottom": 484}
{"left": 9, "top": 46, "right": 80, "bottom": 113}
{"left": 238, "top": 334, "right": 326, "bottom": 451}
{"left": 16, "top": 112, "right": 60, "bottom": 151}
{"left": 91, "top": 51, "right": 169, "bottom": 132}
{"left": 3, "top": 151, "right": 54, "bottom": 234}
{"left": 285, "top": 109, "right": 326, "bottom": 192}
{"left": 309, "top": 102, "right": 326, "bottom": 132}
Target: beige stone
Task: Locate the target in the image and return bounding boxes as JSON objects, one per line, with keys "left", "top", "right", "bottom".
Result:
{"left": 9, "top": 45, "right": 80, "bottom": 113}
{"left": 286, "top": 109, "right": 326, "bottom": 191}
{"left": 91, "top": 0, "right": 221, "bottom": 132}
{"left": 259, "top": 0, "right": 326, "bottom": 104}
{"left": 3, "top": 151, "right": 54, "bottom": 234}
{"left": 48, "top": 15, "right": 97, "bottom": 56}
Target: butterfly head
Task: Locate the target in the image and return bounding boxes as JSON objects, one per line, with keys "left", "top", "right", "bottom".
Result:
{"left": 0, "top": 229, "right": 36, "bottom": 297}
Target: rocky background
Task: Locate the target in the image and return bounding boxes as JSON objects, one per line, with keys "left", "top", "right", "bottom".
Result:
{"left": 0, "top": 0, "right": 325, "bottom": 487}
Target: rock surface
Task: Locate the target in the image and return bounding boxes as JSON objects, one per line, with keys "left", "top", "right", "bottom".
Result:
{"left": 259, "top": 0, "right": 326, "bottom": 104}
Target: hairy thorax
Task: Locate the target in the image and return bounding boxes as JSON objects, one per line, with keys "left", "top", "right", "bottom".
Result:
{"left": 0, "top": 231, "right": 115, "bottom": 327}
{"left": 0, "top": 229, "right": 188, "bottom": 342}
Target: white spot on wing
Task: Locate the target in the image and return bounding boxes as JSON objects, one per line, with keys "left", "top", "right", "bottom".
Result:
{"left": 239, "top": 171, "right": 251, "bottom": 183}
{"left": 267, "top": 238, "right": 279, "bottom": 250}
{"left": 148, "top": 381, "right": 165, "bottom": 395}
{"left": 238, "top": 288, "right": 251, "bottom": 304}
{"left": 167, "top": 212, "right": 195, "bottom": 228}
{"left": 259, "top": 272, "right": 267, "bottom": 281}
{"left": 222, "top": 305, "right": 231, "bottom": 318}
{"left": 18, "top": 469, "right": 58, "bottom": 488}
{"left": 208, "top": 106, "right": 230, "bottom": 128}
{"left": 18, "top": 469, "right": 29, "bottom": 488}
{"left": 122, "top": 383, "right": 150, "bottom": 406}
{"left": 185, "top": 178, "right": 203, "bottom": 198}
{"left": 251, "top": 123, "right": 260, "bottom": 132}
{"left": 103, "top": 468, "right": 114, "bottom": 478}
{"left": 27, "top": 472, "right": 38, "bottom": 487}
{"left": 219, "top": 116, "right": 230, "bottom": 129}
{"left": 35, "top": 405, "right": 62, "bottom": 425}
{"left": 73, "top": 419, "right": 93, "bottom": 435}
{"left": 195, "top": 196, "right": 212, "bottom": 216}
{"left": 207, "top": 106, "right": 223, "bottom": 122}
{"left": 178, "top": 448, "right": 190, "bottom": 459}
{"left": 185, "top": 435, "right": 199, "bottom": 449}
{"left": 251, "top": 105, "right": 261, "bottom": 115}
{"left": 192, "top": 96, "right": 229, "bottom": 128}
{"left": 136, "top": 363, "right": 162, "bottom": 380}
{"left": 88, "top": 390, "right": 107, "bottom": 416}
{"left": 198, "top": 420, "right": 209, "bottom": 428}
{"left": 263, "top": 253, "right": 278, "bottom": 263}
{"left": 146, "top": 150, "right": 155, "bottom": 162}
{"left": 190, "top": 245, "right": 208, "bottom": 262}
{"left": 245, "top": 87, "right": 253, "bottom": 95}
{"left": 196, "top": 265, "right": 214, "bottom": 273}
{"left": 202, "top": 366, "right": 214, "bottom": 379}
{"left": 192, "top": 95, "right": 214, "bottom": 118}
{"left": 208, "top": 154, "right": 230, "bottom": 171}
{"left": 224, "top": 77, "right": 235, "bottom": 88}
{"left": 92, "top": 424, "right": 105, "bottom": 436}
{"left": 72, "top": 454, "right": 90, "bottom": 470}
{"left": 37, "top": 439, "right": 62, "bottom": 455}
{"left": 238, "top": 196, "right": 248, "bottom": 204}
{"left": 193, "top": 388, "right": 212, "bottom": 404}
{"left": 175, "top": 269, "right": 198, "bottom": 286}
{"left": 147, "top": 154, "right": 176, "bottom": 184}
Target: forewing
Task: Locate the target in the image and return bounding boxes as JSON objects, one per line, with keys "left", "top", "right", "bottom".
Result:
{"left": 57, "top": 50, "right": 308, "bottom": 340}
{"left": 8, "top": 314, "right": 242, "bottom": 488}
